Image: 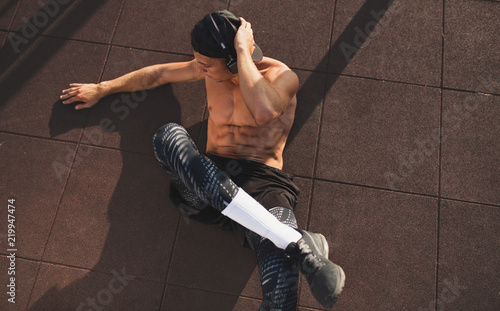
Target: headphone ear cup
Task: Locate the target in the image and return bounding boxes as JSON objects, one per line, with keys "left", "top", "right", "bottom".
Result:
{"left": 227, "top": 57, "right": 238, "bottom": 74}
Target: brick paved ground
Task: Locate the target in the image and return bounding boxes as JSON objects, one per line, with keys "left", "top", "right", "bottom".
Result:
{"left": 1, "top": 1, "right": 499, "bottom": 310}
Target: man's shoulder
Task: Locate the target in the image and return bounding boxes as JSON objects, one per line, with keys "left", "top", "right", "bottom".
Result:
{"left": 256, "top": 57, "right": 297, "bottom": 82}
{"left": 257, "top": 57, "right": 291, "bottom": 71}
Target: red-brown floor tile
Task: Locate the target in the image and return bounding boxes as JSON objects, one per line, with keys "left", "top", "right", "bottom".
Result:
{"left": 0, "top": 37, "right": 107, "bottom": 141}
{"left": 28, "top": 262, "right": 163, "bottom": 310}
{"left": 444, "top": 0, "right": 500, "bottom": 93}
{"left": 329, "top": 0, "right": 442, "bottom": 86}
{"left": 232, "top": 296, "right": 266, "bottom": 311}
{"left": 294, "top": 177, "right": 313, "bottom": 230}
{"left": 82, "top": 46, "right": 206, "bottom": 155}
{"left": 283, "top": 70, "right": 325, "bottom": 178}
{"left": 438, "top": 200, "right": 500, "bottom": 310}
{"left": 0, "top": 133, "right": 77, "bottom": 260}
{"left": 299, "top": 181, "right": 437, "bottom": 310}
{"left": 231, "top": 0, "right": 336, "bottom": 71}
{"left": 0, "top": 0, "right": 19, "bottom": 30}
{"left": 161, "top": 285, "right": 262, "bottom": 311}
{"left": 317, "top": 75, "right": 441, "bottom": 195}
{"left": 167, "top": 219, "right": 259, "bottom": 296}
{"left": 42, "top": 146, "right": 179, "bottom": 281}
{"left": 0, "top": 257, "right": 39, "bottom": 311}
{"left": 113, "top": 0, "right": 225, "bottom": 54}
{"left": 11, "top": 0, "right": 122, "bottom": 43}
{"left": 441, "top": 90, "right": 500, "bottom": 205}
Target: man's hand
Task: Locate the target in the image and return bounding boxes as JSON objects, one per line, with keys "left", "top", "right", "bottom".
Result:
{"left": 60, "top": 83, "right": 104, "bottom": 110}
{"left": 234, "top": 17, "right": 256, "bottom": 57}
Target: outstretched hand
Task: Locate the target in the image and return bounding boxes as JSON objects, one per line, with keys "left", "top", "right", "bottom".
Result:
{"left": 60, "top": 83, "right": 103, "bottom": 110}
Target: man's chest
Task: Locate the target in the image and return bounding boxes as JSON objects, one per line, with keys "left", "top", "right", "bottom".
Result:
{"left": 205, "top": 81, "right": 257, "bottom": 127}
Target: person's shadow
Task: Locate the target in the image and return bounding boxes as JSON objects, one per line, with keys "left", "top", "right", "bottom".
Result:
{"left": 29, "top": 82, "right": 258, "bottom": 310}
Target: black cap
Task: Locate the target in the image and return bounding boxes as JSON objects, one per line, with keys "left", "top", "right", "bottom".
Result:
{"left": 191, "top": 10, "right": 263, "bottom": 62}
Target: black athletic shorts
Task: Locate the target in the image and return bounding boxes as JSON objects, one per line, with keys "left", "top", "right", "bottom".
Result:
{"left": 169, "top": 154, "right": 300, "bottom": 245}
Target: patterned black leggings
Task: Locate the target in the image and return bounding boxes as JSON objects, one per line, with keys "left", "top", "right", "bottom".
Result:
{"left": 152, "top": 123, "right": 299, "bottom": 310}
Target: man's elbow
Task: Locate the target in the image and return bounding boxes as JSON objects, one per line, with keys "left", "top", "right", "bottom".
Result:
{"left": 254, "top": 109, "right": 281, "bottom": 127}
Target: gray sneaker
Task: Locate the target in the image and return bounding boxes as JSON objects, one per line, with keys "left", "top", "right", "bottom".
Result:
{"left": 285, "top": 230, "right": 345, "bottom": 308}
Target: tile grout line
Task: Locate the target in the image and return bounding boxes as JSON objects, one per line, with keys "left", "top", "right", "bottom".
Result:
{"left": 6, "top": 30, "right": 195, "bottom": 59}
{"left": 7, "top": 0, "right": 23, "bottom": 31}
{"left": 158, "top": 215, "right": 182, "bottom": 309}
{"left": 165, "top": 282, "right": 262, "bottom": 302}
{"left": 0, "top": 0, "right": 22, "bottom": 48}
{"left": 435, "top": 0, "right": 448, "bottom": 308}
{"left": 298, "top": 0, "right": 338, "bottom": 309}
{"left": 96, "top": 0, "right": 126, "bottom": 84}
{"left": 0, "top": 254, "right": 167, "bottom": 284}
{"left": 296, "top": 174, "right": 500, "bottom": 208}
{"left": 288, "top": 69, "right": 500, "bottom": 98}
{"left": 0, "top": 130, "right": 162, "bottom": 158}
{"left": 307, "top": 0, "right": 338, "bottom": 232}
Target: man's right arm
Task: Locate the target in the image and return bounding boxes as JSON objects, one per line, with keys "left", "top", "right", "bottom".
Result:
{"left": 61, "top": 59, "right": 203, "bottom": 110}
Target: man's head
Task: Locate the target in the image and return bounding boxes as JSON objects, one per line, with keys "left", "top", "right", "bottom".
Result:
{"left": 191, "top": 10, "right": 262, "bottom": 76}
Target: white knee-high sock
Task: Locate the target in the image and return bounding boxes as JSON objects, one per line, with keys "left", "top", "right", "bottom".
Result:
{"left": 221, "top": 188, "right": 302, "bottom": 249}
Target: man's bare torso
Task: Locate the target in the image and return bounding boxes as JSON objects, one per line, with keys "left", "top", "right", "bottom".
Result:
{"left": 204, "top": 58, "right": 297, "bottom": 170}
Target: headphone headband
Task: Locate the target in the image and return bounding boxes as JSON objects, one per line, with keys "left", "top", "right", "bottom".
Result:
{"left": 206, "top": 14, "right": 238, "bottom": 74}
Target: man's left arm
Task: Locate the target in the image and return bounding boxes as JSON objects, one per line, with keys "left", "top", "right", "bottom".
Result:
{"left": 235, "top": 18, "right": 299, "bottom": 126}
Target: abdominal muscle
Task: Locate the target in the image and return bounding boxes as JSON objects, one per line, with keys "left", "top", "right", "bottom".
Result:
{"left": 205, "top": 98, "right": 296, "bottom": 170}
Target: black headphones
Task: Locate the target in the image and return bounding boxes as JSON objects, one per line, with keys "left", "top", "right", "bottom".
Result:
{"left": 205, "top": 14, "right": 239, "bottom": 74}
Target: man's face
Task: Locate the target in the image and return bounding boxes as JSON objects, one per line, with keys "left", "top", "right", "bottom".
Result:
{"left": 193, "top": 51, "right": 234, "bottom": 82}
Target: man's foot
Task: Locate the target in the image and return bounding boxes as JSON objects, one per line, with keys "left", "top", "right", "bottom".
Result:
{"left": 285, "top": 230, "right": 345, "bottom": 308}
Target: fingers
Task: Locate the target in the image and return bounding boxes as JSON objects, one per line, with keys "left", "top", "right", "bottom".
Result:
{"left": 60, "top": 84, "right": 84, "bottom": 104}
{"left": 60, "top": 90, "right": 77, "bottom": 100}
{"left": 61, "top": 96, "right": 80, "bottom": 105}
{"left": 61, "top": 83, "right": 83, "bottom": 94}
{"left": 61, "top": 85, "right": 78, "bottom": 96}
{"left": 238, "top": 17, "right": 252, "bottom": 30}
{"left": 60, "top": 89, "right": 80, "bottom": 104}
{"left": 61, "top": 87, "right": 73, "bottom": 96}
{"left": 75, "top": 102, "right": 92, "bottom": 110}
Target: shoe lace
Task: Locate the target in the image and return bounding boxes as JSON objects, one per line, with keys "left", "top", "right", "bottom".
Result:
{"left": 297, "top": 240, "right": 325, "bottom": 274}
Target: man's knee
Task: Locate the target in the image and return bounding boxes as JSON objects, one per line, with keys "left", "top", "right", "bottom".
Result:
{"left": 269, "top": 206, "right": 298, "bottom": 229}
{"left": 152, "top": 123, "right": 190, "bottom": 158}
{"left": 153, "top": 123, "right": 184, "bottom": 146}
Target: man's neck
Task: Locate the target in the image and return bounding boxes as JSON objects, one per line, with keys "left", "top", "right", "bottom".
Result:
{"left": 228, "top": 75, "right": 239, "bottom": 85}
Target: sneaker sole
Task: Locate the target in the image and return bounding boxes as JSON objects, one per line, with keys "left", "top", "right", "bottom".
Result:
{"left": 317, "top": 233, "right": 329, "bottom": 259}
{"left": 336, "top": 263, "right": 346, "bottom": 295}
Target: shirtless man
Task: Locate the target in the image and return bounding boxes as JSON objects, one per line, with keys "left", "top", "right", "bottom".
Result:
{"left": 61, "top": 11, "right": 344, "bottom": 310}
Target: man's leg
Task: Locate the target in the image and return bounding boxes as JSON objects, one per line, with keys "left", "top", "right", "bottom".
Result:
{"left": 245, "top": 207, "right": 299, "bottom": 311}
{"left": 152, "top": 123, "right": 301, "bottom": 247}
{"left": 152, "top": 123, "right": 345, "bottom": 308}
